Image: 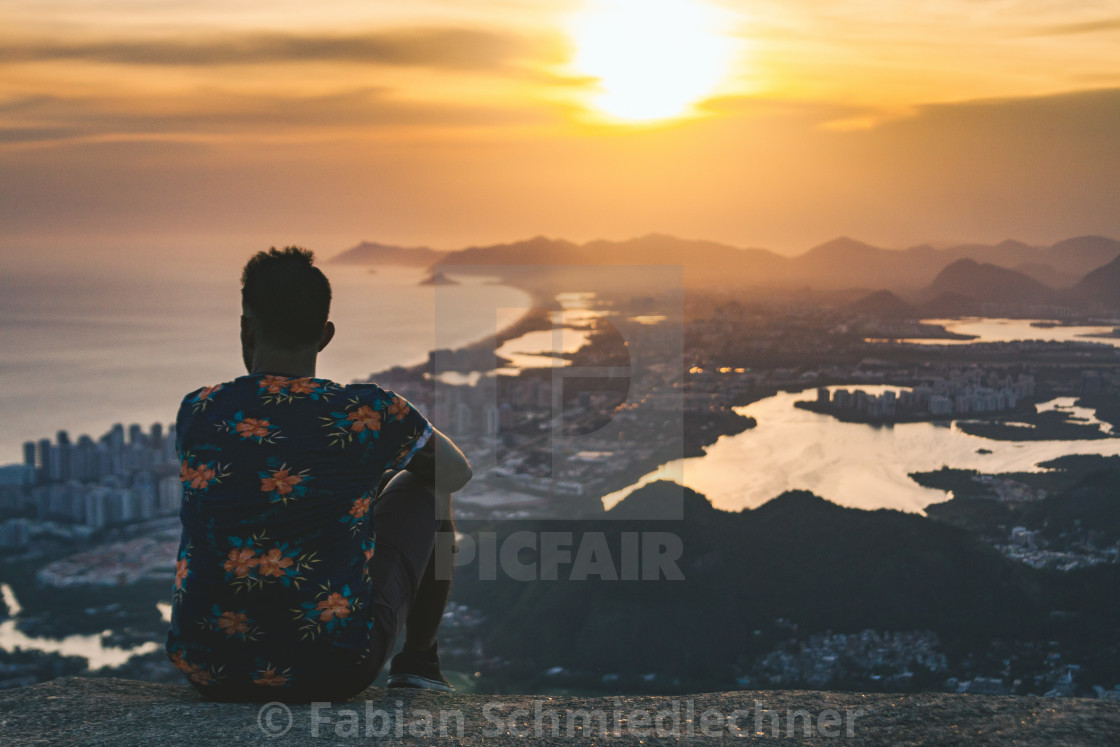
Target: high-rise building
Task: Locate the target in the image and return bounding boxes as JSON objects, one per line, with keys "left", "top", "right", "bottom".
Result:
{"left": 36, "top": 438, "right": 51, "bottom": 484}
{"left": 84, "top": 489, "right": 107, "bottom": 528}
{"left": 163, "top": 425, "right": 178, "bottom": 462}
{"left": 158, "top": 476, "right": 182, "bottom": 514}
{"left": 107, "top": 423, "right": 125, "bottom": 453}
{"left": 54, "top": 431, "right": 71, "bottom": 482}
{"left": 74, "top": 435, "right": 98, "bottom": 481}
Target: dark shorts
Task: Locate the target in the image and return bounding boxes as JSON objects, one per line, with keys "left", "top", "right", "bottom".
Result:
{"left": 191, "top": 471, "right": 448, "bottom": 703}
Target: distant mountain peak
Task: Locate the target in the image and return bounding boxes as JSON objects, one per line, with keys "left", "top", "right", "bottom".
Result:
{"left": 995, "top": 239, "right": 1035, "bottom": 250}
{"left": 1072, "top": 252, "right": 1120, "bottom": 309}
{"left": 326, "top": 232, "right": 1119, "bottom": 297}
{"left": 805, "top": 236, "right": 883, "bottom": 255}
{"left": 329, "top": 241, "right": 446, "bottom": 266}
{"left": 925, "top": 258, "right": 1057, "bottom": 306}
{"left": 751, "top": 490, "right": 841, "bottom": 517}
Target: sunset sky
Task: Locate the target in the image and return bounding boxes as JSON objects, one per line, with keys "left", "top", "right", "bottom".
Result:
{"left": 2, "top": 0, "right": 1118, "bottom": 261}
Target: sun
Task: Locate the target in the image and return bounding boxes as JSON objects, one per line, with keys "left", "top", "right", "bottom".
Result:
{"left": 570, "top": 0, "right": 738, "bottom": 123}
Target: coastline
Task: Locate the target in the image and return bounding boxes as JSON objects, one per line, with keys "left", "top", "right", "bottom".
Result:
{"left": 0, "top": 266, "right": 534, "bottom": 466}
{"left": 794, "top": 396, "right": 1118, "bottom": 441}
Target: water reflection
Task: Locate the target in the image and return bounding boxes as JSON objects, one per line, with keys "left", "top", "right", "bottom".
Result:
{"left": 1036, "top": 397, "right": 1114, "bottom": 434}
{"left": 875, "top": 318, "right": 1120, "bottom": 348}
{"left": 0, "top": 583, "right": 160, "bottom": 669}
{"left": 602, "top": 387, "right": 1120, "bottom": 515}
{"left": 494, "top": 309, "right": 593, "bottom": 369}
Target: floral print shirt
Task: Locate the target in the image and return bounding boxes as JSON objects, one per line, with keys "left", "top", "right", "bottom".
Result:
{"left": 166, "top": 373, "right": 432, "bottom": 690}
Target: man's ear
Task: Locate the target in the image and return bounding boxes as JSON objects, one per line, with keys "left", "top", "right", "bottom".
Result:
{"left": 318, "top": 321, "right": 335, "bottom": 352}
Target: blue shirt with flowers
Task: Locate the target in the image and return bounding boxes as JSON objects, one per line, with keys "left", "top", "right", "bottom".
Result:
{"left": 166, "top": 373, "right": 431, "bottom": 690}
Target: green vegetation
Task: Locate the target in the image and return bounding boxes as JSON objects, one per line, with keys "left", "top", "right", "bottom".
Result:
{"left": 450, "top": 482, "right": 1116, "bottom": 693}
{"left": 956, "top": 409, "right": 1112, "bottom": 441}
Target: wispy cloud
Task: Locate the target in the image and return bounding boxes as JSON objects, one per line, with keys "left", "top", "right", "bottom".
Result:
{"left": 1028, "top": 16, "right": 1120, "bottom": 36}
{"left": 0, "top": 85, "right": 564, "bottom": 148}
{"left": 0, "top": 27, "right": 558, "bottom": 71}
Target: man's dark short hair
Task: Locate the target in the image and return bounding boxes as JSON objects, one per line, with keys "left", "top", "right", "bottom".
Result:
{"left": 241, "top": 246, "right": 332, "bottom": 350}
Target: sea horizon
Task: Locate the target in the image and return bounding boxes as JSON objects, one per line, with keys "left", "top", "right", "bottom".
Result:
{"left": 0, "top": 255, "right": 532, "bottom": 465}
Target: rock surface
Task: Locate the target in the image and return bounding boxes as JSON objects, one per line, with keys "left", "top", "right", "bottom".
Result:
{"left": 2, "top": 677, "right": 1119, "bottom": 745}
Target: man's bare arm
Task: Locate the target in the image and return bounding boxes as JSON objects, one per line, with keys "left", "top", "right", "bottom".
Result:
{"left": 404, "top": 427, "right": 473, "bottom": 493}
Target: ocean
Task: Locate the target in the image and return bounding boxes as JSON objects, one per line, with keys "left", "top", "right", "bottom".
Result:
{"left": 0, "top": 258, "right": 531, "bottom": 464}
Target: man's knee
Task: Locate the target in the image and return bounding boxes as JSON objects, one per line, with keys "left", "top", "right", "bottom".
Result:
{"left": 376, "top": 471, "right": 437, "bottom": 513}
{"left": 378, "top": 470, "right": 452, "bottom": 516}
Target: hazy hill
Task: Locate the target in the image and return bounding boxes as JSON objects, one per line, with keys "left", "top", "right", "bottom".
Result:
{"left": 1044, "top": 235, "right": 1120, "bottom": 276}
{"left": 436, "top": 234, "right": 788, "bottom": 289}
{"left": 939, "top": 239, "right": 1039, "bottom": 270}
{"left": 790, "top": 237, "right": 945, "bottom": 290}
{"left": 797, "top": 236, "right": 888, "bottom": 266}
{"left": 329, "top": 241, "right": 447, "bottom": 266}
{"left": 453, "top": 482, "right": 1047, "bottom": 679}
{"left": 848, "top": 289, "right": 916, "bottom": 318}
{"left": 582, "top": 233, "right": 785, "bottom": 274}
{"left": 1013, "top": 262, "right": 1080, "bottom": 288}
{"left": 935, "top": 236, "right": 1120, "bottom": 281}
{"left": 1071, "top": 254, "right": 1120, "bottom": 310}
{"left": 923, "top": 259, "right": 1059, "bottom": 306}
{"left": 329, "top": 233, "right": 1120, "bottom": 296}
{"left": 436, "top": 235, "right": 583, "bottom": 266}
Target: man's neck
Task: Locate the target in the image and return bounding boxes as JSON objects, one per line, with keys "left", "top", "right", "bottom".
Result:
{"left": 249, "top": 350, "right": 318, "bottom": 379}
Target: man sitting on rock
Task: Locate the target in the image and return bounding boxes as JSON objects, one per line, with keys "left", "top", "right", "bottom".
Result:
{"left": 167, "top": 246, "right": 471, "bottom": 702}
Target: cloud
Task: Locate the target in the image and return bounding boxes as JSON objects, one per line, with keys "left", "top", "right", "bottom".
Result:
{"left": 0, "top": 27, "right": 558, "bottom": 71}
{"left": 1028, "top": 16, "right": 1120, "bottom": 36}
{"left": 0, "top": 86, "right": 564, "bottom": 148}
{"left": 0, "top": 126, "right": 82, "bottom": 144}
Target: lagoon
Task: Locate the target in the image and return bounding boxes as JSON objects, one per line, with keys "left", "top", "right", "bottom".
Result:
{"left": 601, "top": 387, "right": 1120, "bottom": 515}
{"left": 887, "top": 317, "right": 1120, "bottom": 348}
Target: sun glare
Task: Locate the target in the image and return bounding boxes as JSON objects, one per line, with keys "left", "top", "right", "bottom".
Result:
{"left": 570, "top": 0, "right": 737, "bottom": 123}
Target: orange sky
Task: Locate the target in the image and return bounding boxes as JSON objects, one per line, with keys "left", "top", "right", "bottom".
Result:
{"left": 1, "top": 0, "right": 1118, "bottom": 261}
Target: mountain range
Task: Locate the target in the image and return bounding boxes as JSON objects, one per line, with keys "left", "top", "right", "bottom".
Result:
{"left": 330, "top": 233, "right": 1120, "bottom": 310}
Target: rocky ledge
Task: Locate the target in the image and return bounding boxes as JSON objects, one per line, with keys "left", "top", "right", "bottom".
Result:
{"left": 2, "top": 677, "right": 1118, "bottom": 745}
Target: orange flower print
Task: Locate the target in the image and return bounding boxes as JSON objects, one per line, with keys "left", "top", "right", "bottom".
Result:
{"left": 223, "top": 548, "right": 259, "bottom": 577}
{"left": 349, "top": 496, "right": 371, "bottom": 519}
{"left": 257, "top": 548, "right": 294, "bottom": 578}
{"left": 254, "top": 669, "right": 288, "bottom": 687}
{"left": 260, "top": 467, "right": 302, "bottom": 496}
{"left": 196, "top": 383, "right": 223, "bottom": 400}
{"left": 235, "top": 416, "right": 271, "bottom": 440}
{"left": 387, "top": 395, "right": 410, "bottom": 421}
{"left": 189, "top": 669, "right": 213, "bottom": 686}
{"left": 289, "top": 377, "right": 318, "bottom": 395}
{"left": 217, "top": 610, "right": 250, "bottom": 636}
{"left": 260, "top": 375, "right": 290, "bottom": 394}
{"left": 174, "top": 558, "right": 189, "bottom": 590}
{"left": 189, "top": 465, "right": 216, "bottom": 490}
{"left": 169, "top": 651, "right": 198, "bottom": 674}
{"left": 179, "top": 460, "right": 196, "bottom": 484}
{"left": 348, "top": 405, "right": 381, "bottom": 433}
{"left": 316, "top": 592, "right": 351, "bottom": 622}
